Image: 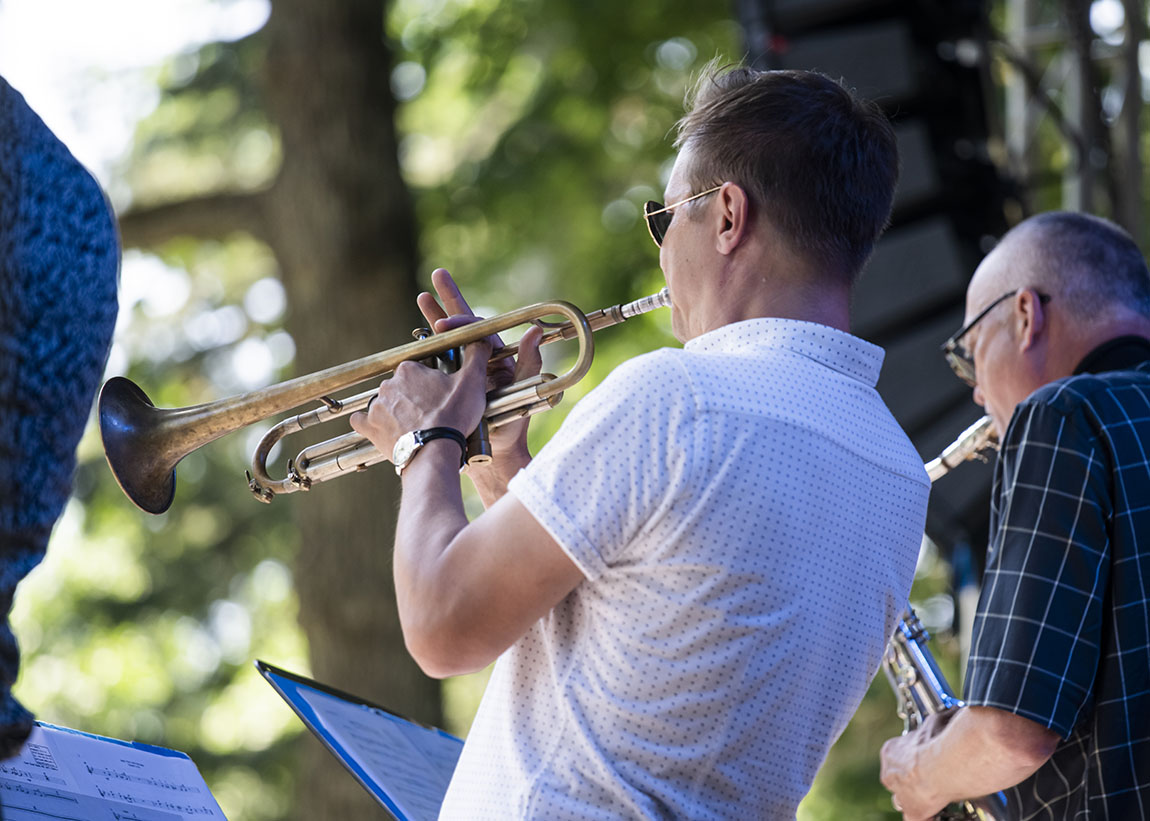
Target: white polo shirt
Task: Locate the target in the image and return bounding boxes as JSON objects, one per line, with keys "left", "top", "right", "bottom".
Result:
{"left": 438, "top": 318, "right": 930, "bottom": 820}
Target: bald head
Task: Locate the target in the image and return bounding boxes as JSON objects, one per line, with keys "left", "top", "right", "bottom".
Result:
{"left": 961, "top": 212, "right": 1150, "bottom": 434}
{"left": 985, "top": 212, "right": 1150, "bottom": 324}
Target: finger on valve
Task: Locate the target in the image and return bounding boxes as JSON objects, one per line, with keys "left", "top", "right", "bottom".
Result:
{"left": 513, "top": 324, "right": 544, "bottom": 382}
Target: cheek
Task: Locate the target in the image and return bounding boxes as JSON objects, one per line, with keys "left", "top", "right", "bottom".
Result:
{"left": 971, "top": 334, "right": 999, "bottom": 394}
{"left": 974, "top": 341, "right": 1017, "bottom": 421}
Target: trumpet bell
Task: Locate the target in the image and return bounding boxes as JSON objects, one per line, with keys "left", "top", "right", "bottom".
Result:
{"left": 99, "top": 376, "right": 178, "bottom": 514}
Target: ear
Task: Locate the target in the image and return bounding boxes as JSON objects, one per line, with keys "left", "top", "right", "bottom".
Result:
{"left": 1014, "top": 288, "right": 1046, "bottom": 352}
{"left": 714, "top": 183, "right": 751, "bottom": 255}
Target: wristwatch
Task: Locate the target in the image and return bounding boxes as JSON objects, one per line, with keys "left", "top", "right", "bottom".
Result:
{"left": 392, "top": 427, "right": 468, "bottom": 476}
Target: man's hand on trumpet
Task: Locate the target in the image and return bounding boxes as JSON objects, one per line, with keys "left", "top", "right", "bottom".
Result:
{"left": 417, "top": 268, "right": 544, "bottom": 456}
{"left": 350, "top": 268, "right": 543, "bottom": 505}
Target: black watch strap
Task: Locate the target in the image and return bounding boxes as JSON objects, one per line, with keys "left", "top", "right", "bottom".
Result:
{"left": 393, "top": 426, "right": 468, "bottom": 476}
{"left": 417, "top": 427, "right": 468, "bottom": 462}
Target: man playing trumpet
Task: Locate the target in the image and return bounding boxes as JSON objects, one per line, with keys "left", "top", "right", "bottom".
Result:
{"left": 352, "top": 64, "right": 930, "bottom": 819}
{"left": 881, "top": 211, "right": 1150, "bottom": 819}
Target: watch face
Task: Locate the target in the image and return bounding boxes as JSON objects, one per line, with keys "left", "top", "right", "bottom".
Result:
{"left": 392, "top": 431, "right": 419, "bottom": 470}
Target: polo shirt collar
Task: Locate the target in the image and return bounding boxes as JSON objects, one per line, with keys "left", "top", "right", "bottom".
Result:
{"left": 683, "top": 318, "right": 885, "bottom": 387}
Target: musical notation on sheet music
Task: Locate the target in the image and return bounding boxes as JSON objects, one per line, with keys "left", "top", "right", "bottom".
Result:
{"left": 87, "top": 763, "right": 204, "bottom": 794}
{"left": 1, "top": 779, "right": 181, "bottom": 820}
{"left": 299, "top": 687, "right": 463, "bottom": 821}
{"left": 0, "top": 724, "right": 226, "bottom": 820}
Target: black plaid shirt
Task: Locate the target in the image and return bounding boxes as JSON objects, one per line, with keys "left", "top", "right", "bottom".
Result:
{"left": 965, "top": 337, "right": 1150, "bottom": 820}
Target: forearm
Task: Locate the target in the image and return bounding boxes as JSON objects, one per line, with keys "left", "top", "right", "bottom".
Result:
{"left": 925, "top": 710, "right": 1047, "bottom": 800}
{"left": 391, "top": 440, "right": 477, "bottom": 674}
{"left": 883, "top": 706, "right": 1058, "bottom": 816}
{"left": 390, "top": 441, "right": 577, "bottom": 678}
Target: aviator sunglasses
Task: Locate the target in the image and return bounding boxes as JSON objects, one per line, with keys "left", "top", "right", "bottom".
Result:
{"left": 644, "top": 185, "right": 724, "bottom": 246}
{"left": 941, "top": 289, "right": 1050, "bottom": 386}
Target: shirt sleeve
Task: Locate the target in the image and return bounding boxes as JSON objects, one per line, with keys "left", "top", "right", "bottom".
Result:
{"left": 964, "top": 395, "right": 1112, "bottom": 737}
{"left": 507, "top": 350, "right": 696, "bottom": 581}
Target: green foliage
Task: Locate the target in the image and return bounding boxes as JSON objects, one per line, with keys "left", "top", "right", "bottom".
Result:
{"left": 126, "top": 36, "right": 278, "bottom": 204}
{"left": 391, "top": 0, "right": 739, "bottom": 309}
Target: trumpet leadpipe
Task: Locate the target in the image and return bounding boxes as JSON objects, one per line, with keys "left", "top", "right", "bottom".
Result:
{"left": 493, "top": 288, "right": 670, "bottom": 361}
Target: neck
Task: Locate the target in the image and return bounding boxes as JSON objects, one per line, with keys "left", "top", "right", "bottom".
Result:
{"left": 672, "top": 223, "right": 855, "bottom": 340}
{"left": 703, "top": 261, "right": 851, "bottom": 336}
{"left": 1042, "top": 312, "right": 1150, "bottom": 381}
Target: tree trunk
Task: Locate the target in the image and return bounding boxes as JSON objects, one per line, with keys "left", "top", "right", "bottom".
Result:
{"left": 262, "top": 0, "right": 441, "bottom": 817}
{"left": 1062, "top": 0, "right": 1098, "bottom": 211}
{"left": 1116, "top": 0, "right": 1144, "bottom": 243}
{"left": 1062, "top": 0, "right": 1123, "bottom": 215}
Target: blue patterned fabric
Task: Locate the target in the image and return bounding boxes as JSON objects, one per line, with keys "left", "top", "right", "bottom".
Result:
{"left": 0, "top": 76, "right": 120, "bottom": 757}
{"left": 965, "top": 340, "right": 1150, "bottom": 820}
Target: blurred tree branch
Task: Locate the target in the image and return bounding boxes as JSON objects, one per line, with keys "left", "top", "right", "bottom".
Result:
{"left": 990, "top": 37, "right": 1087, "bottom": 172}
{"left": 118, "top": 190, "right": 272, "bottom": 248}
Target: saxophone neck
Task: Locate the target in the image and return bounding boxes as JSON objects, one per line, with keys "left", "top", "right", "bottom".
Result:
{"left": 925, "top": 415, "right": 998, "bottom": 483}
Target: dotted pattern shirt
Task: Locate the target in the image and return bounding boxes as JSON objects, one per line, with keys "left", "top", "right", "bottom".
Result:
{"left": 438, "top": 318, "right": 930, "bottom": 820}
{"left": 965, "top": 342, "right": 1150, "bottom": 821}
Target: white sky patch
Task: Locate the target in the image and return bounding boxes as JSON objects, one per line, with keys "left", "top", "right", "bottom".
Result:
{"left": 0, "top": 0, "right": 269, "bottom": 182}
{"left": 120, "top": 250, "right": 192, "bottom": 317}
{"left": 0, "top": 0, "right": 275, "bottom": 375}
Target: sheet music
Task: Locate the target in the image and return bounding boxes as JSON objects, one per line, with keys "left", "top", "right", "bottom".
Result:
{"left": 0, "top": 724, "right": 227, "bottom": 820}
{"left": 298, "top": 687, "right": 463, "bottom": 821}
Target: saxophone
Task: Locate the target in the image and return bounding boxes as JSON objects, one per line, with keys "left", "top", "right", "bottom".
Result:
{"left": 883, "top": 416, "right": 1008, "bottom": 821}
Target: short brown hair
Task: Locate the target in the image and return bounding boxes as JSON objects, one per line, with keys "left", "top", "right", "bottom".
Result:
{"left": 675, "top": 64, "right": 899, "bottom": 283}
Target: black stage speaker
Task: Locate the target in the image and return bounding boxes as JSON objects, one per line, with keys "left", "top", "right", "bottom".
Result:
{"left": 736, "top": 0, "right": 1019, "bottom": 574}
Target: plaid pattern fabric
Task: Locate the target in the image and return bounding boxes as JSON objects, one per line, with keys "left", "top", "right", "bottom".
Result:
{"left": 965, "top": 350, "right": 1150, "bottom": 820}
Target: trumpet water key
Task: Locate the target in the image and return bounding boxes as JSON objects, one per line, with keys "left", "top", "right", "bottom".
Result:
{"left": 100, "top": 289, "right": 671, "bottom": 514}
{"left": 883, "top": 415, "right": 1006, "bottom": 820}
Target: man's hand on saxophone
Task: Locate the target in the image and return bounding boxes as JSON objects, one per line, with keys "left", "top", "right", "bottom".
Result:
{"left": 880, "top": 705, "right": 1058, "bottom": 820}
{"left": 880, "top": 710, "right": 951, "bottom": 820}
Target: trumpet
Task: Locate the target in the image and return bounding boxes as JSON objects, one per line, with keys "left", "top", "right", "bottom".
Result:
{"left": 100, "top": 289, "right": 671, "bottom": 514}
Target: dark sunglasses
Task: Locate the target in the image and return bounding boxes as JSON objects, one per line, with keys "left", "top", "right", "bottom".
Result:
{"left": 644, "top": 185, "right": 723, "bottom": 246}
{"left": 941, "top": 289, "right": 1050, "bottom": 386}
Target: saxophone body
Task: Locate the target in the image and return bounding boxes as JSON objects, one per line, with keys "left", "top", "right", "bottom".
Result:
{"left": 883, "top": 416, "right": 1008, "bottom": 820}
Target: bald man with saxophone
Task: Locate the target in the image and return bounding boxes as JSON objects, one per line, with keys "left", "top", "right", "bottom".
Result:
{"left": 881, "top": 211, "right": 1150, "bottom": 819}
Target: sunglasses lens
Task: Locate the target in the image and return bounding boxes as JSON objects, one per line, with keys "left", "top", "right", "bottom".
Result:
{"left": 644, "top": 202, "right": 670, "bottom": 246}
